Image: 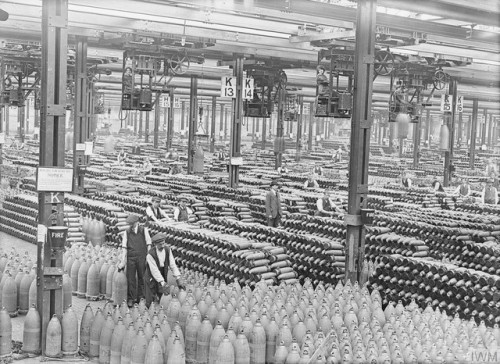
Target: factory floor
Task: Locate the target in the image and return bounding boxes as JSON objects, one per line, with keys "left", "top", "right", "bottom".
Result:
{"left": 0, "top": 232, "right": 102, "bottom": 364}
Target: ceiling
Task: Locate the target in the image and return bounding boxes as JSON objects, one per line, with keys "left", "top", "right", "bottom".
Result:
{"left": 0, "top": 0, "right": 499, "bottom": 116}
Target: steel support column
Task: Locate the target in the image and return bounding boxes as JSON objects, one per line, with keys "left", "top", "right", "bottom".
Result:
{"left": 0, "top": 58, "right": 4, "bottom": 178}
{"left": 181, "top": 101, "right": 185, "bottom": 131}
{"left": 38, "top": 0, "right": 68, "bottom": 354}
{"left": 138, "top": 111, "right": 143, "bottom": 138}
{"left": 73, "top": 36, "right": 88, "bottom": 195}
{"left": 219, "top": 103, "right": 224, "bottom": 135}
{"left": 457, "top": 112, "right": 463, "bottom": 148}
{"left": 166, "top": 88, "right": 174, "bottom": 150}
{"left": 481, "top": 109, "right": 488, "bottom": 146}
{"left": 5, "top": 106, "right": 9, "bottom": 136}
{"left": 308, "top": 102, "right": 313, "bottom": 151}
{"left": 469, "top": 99, "right": 479, "bottom": 169}
{"left": 295, "top": 96, "right": 303, "bottom": 161}
{"left": 17, "top": 74, "right": 26, "bottom": 143}
{"left": 224, "top": 106, "right": 229, "bottom": 139}
{"left": 487, "top": 114, "right": 494, "bottom": 148}
{"left": 444, "top": 79, "right": 457, "bottom": 187}
{"left": 187, "top": 76, "right": 198, "bottom": 174}
{"left": 153, "top": 92, "right": 160, "bottom": 148}
{"left": 345, "top": 0, "right": 376, "bottom": 284}
{"left": 229, "top": 57, "right": 244, "bottom": 188}
{"left": 145, "top": 110, "right": 150, "bottom": 143}
{"left": 412, "top": 120, "right": 421, "bottom": 168}
{"left": 262, "top": 118, "right": 267, "bottom": 150}
{"left": 275, "top": 88, "right": 285, "bottom": 169}
{"left": 210, "top": 96, "right": 216, "bottom": 153}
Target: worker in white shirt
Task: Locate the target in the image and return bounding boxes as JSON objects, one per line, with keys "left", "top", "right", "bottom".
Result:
{"left": 173, "top": 197, "right": 193, "bottom": 222}
{"left": 117, "top": 214, "right": 151, "bottom": 307}
{"left": 315, "top": 189, "right": 343, "bottom": 217}
{"left": 304, "top": 175, "right": 320, "bottom": 190}
{"left": 401, "top": 171, "right": 412, "bottom": 188}
{"left": 481, "top": 179, "right": 498, "bottom": 205}
{"left": 146, "top": 196, "right": 170, "bottom": 224}
{"left": 144, "top": 233, "right": 185, "bottom": 307}
{"left": 454, "top": 178, "right": 471, "bottom": 197}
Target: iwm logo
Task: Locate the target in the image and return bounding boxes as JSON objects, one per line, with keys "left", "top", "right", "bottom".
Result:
{"left": 468, "top": 349, "right": 500, "bottom": 363}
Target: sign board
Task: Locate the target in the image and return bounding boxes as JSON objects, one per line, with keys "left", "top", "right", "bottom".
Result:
{"left": 243, "top": 78, "right": 254, "bottom": 100}
{"left": 44, "top": 192, "right": 64, "bottom": 204}
{"left": 440, "top": 94, "right": 452, "bottom": 113}
{"left": 0, "top": 132, "right": 5, "bottom": 144}
{"left": 84, "top": 141, "right": 94, "bottom": 156}
{"left": 36, "top": 167, "right": 74, "bottom": 192}
{"left": 160, "top": 94, "right": 170, "bottom": 108}
{"left": 456, "top": 95, "right": 464, "bottom": 113}
{"left": 75, "top": 143, "right": 86, "bottom": 151}
{"left": 221, "top": 77, "right": 236, "bottom": 98}
{"left": 230, "top": 156, "right": 244, "bottom": 165}
{"left": 173, "top": 96, "right": 181, "bottom": 108}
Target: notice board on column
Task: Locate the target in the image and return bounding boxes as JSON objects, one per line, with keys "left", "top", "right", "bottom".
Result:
{"left": 36, "top": 167, "right": 74, "bottom": 192}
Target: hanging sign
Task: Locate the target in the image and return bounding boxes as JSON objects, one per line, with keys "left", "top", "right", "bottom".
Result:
{"left": 456, "top": 95, "right": 464, "bottom": 113}
{"left": 221, "top": 77, "right": 236, "bottom": 98}
{"left": 302, "top": 103, "right": 310, "bottom": 115}
{"left": 173, "top": 96, "right": 181, "bottom": 108}
{"left": 243, "top": 78, "right": 254, "bottom": 100}
{"left": 0, "top": 132, "right": 5, "bottom": 144}
{"left": 160, "top": 94, "right": 170, "bottom": 108}
{"left": 440, "top": 94, "right": 452, "bottom": 113}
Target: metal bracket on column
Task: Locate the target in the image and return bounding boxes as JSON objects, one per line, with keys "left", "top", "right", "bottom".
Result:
{"left": 44, "top": 104, "right": 66, "bottom": 117}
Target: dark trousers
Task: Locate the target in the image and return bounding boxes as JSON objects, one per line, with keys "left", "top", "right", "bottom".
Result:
{"left": 267, "top": 215, "right": 281, "bottom": 228}
{"left": 126, "top": 255, "right": 146, "bottom": 303}
{"left": 144, "top": 280, "right": 162, "bottom": 308}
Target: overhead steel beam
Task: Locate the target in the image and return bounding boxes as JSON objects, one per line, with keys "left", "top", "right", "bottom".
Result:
{"left": 378, "top": 0, "right": 500, "bottom": 27}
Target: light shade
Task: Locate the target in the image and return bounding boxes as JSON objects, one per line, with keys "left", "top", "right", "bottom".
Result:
{"left": 396, "top": 113, "right": 410, "bottom": 139}
{"left": 439, "top": 124, "right": 450, "bottom": 151}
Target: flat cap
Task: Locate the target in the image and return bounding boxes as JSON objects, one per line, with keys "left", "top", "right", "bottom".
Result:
{"left": 151, "top": 233, "right": 167, "bottom": 244}
{"left": 151, "top": 196, "right": 161, "bottom": 203}
{"left": 178, "top": 196, "right": 189, "bottom": 202}
{"left": 126, "top": 214, "right": 140, "bottom": 224}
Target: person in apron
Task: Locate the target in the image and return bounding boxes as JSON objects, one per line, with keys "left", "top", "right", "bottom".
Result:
{"left": 146, "top": 196, "right": 170, "bottom": 223}
{"left": 315, "top": 189, "right": 343, "bottom": 217}
{"left": 174, "top": 197, "right": 193, "bottom": 222}
{"left": 118, "top": 214, "right": 151, "bottom": 307}
{"left": 482, "top": 179, "right": 498, "bottom": 205}
{"left": 144, "top": 233, "right": 185, "bottom": 307}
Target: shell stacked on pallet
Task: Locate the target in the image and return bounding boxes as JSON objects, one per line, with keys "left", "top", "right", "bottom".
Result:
{"left": 204, "top": 218, "right": 346, "bottom": 286}
{"left": 0, "top": 194, "right": 85, "bottom": 245}
{"left": 63, "top": 243, "right": 126, "bottom": 303}
{"left": 65, "top": 194, "right": 128, "bottom": 246}
{"left": 147, "top": 222, "right": 298, "bottom": 286}
{"left": 370, "top": 254, "right": 500, "bottom": 327}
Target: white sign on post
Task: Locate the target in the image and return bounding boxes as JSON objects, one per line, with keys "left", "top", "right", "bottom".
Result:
{"left": 441, "top": 94, "right": 452, "bottom": 112}
{"left": 173, "top": 97, "right": 181, "bottom": 108}
{"left": 243, "top": 78, "right": 254, "bottom": 100}
{"left": 456, "top": 95, "right": 464, "bottom": 113}
{"left": 0, "top": 132, "right": 5, "bottom": 144}
{"left": 160, "top": 94, "right": 170, "bottom": 108}
{"left": 221, "top": 77, "right": 236, "bottom": 98}
{"left": 36, "top": 167, "right": 74, "bottom": 192}
{"left": 302, "top": 103, "right": 310, "bottom": 115}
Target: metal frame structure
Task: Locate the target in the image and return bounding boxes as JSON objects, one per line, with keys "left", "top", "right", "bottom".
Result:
{"left": 37, "top": 0, "right": 68, "bottom": 354}
{"left": 345, "top": 0, "right": 376, "bottom": 284}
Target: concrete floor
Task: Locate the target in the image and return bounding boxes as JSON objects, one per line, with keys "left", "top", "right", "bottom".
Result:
{"left": 1, "top": 232, "right": 102, "bottom": 363}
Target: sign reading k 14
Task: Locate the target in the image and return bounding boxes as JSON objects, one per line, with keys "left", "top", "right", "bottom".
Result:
{"left": 243, "top": 78, "right": 254, "bottom": 100}
{"left": 456, "top": 95, "right": 464, "bottom": 113}
{"left": 441, "top": 94, "right": 452, "bottom": 113}
{"left": 221, "top": 77, "right": 236, "bottom": 98}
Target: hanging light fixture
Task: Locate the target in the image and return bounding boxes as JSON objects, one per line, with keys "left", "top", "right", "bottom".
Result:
{"left": 396, "top": 112, "right": 410, "bottom": 139}
{"left": 439, "top": 123, "right": 450, "bottom": 151}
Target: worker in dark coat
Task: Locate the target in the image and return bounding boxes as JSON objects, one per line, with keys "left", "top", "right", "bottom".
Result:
{"left": 118, "top": 214, "right": 151, "bottom": 307}
{"left": 265, "top": 180, "right": 283, "bottom": 227}
{"left": 144, "top": 233, "right": 185, "bottom": 307}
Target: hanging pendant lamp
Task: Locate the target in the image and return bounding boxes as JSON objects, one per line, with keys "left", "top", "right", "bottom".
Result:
{"left": 396, "top": 112, "right": 410, "bottom": 139}
{"left": 439, "top": 124, "right": 450, "bottom": 151}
